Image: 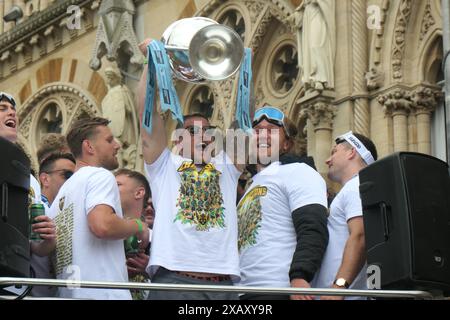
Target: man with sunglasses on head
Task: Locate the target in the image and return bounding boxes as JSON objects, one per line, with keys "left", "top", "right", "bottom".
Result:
{"left": 312, "top": 132, "right": 378, "bottom": 300}
{"left": 138, "top": 40, "right": 244, "bottom": 300}
{"left": 0, "top": 92, "right": 57, "bottom": 296}
{"left": 237, "top": 106, "right": 329, "bottom": 300}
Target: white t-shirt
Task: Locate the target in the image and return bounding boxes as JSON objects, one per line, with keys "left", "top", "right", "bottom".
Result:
{"left": 237, "top": 162, "right": 328, "bottom": 288}
{"left": 312, "top": 175, "right": 367, "bottom": 298}
{"left": 48, "top": 166, "right": 131, "bottom": 300}
{"left": 145, "top": 149, "right": 241, "bottom": 279}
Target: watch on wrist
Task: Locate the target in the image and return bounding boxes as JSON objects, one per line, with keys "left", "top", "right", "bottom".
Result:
{"left": 333, "top": 278, "right": 350, "bottom": 289}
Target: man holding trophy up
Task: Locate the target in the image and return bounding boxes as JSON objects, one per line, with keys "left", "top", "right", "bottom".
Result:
{"left": 137, "top": 18, "right": 249, "bottom": 300}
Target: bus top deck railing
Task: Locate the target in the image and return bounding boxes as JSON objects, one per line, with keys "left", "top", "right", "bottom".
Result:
{"left": 0, "top": 277, "right": 436, "bottom": 300}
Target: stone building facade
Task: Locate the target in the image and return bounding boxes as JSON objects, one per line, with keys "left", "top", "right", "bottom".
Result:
{"left": 0, "top": 0, "right": 447, "bottom": 183}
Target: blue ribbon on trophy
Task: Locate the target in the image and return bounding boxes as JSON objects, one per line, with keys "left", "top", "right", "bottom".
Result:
{"left": 143, "top": 40, "right": 184, "bottom": 134}
{"left": 236, "top": 48, "right": 253, "bottom": 133}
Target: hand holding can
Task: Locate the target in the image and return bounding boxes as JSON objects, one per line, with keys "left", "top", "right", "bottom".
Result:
{"left": 29, "top": 204, "right": 46, "bottom": 241}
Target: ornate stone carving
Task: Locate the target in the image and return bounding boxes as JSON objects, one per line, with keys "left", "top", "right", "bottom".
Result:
{"left": 89, "top": 0, "right": 145, "bottom": 71}
{"left": 366, "top": 67, "right": 385, "bottom": 91}
{"left": 391, "top": 0, "right": 412, "bottom": 81}
{"left": 18, "top": 84, "right": 97, "bottom": 118}
{"left": 419, "top": 0, "right": 435, "bottom": 42}
{"left": 303, "top": 101, "right": 337, "bottom": 129}
{"left": 18, "top": 84, "right": 100, "bottom": 160}
{"left": 61, "top": 95, "right": 80, "bottom": 114}
{"left": 378, "top": 88, "right": 412, "bottom": 115}
{"left": 246, "top": 0, "right": 267, "bottom": 25}
{"left": 268, "top": 0, "right": 294, "bottom": 23}
{"left": 249, "top": 10, "right": 272, "bottom": 56}
{"left": 18, "top": 115, "right": 33, "bottom": 140}
{"left": 410, "top": 86, "right": 442, "bottom": 114}
{"left": 217, "top": 76, "right": 237, "bottom": 110}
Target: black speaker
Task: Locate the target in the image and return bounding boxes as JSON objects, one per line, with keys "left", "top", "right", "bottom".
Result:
{"left": 360, "top": 152, "right": 450, "bottom": 293}
{"left": 0, "top": 137, "right": 31, "bottom": 279}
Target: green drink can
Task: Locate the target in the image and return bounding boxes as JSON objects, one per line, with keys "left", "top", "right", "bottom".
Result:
{"left": 124, "top": 235, "right": 139, "bottom": 256}
{"left": 30, "top": 204, "right": 45, "bottom": 241}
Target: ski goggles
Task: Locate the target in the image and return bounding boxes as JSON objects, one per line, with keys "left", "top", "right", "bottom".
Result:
{"left": 0, "top": 92, "right": 17, "bottom": 110}
{"left": 252, "top": 106, "right": 291, "bottom": 137}
{"left": 336, "top": 131, "right": 375, "bottom": 165}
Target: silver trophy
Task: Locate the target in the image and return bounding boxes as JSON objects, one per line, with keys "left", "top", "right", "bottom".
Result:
{"left": 161, "top": 17, "right": 245, "bottom": 83}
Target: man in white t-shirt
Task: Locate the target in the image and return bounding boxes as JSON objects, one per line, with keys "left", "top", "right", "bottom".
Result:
{"left": 47, "top": 117, "right": 149, "bottom": 300}
{"left": 312, "top": 131, "right": 378, "bottom": 300}
{"left": 237, "top": 106, "right": 329, "bottom": 300}
{"left": 137, "top": 40, "right": 244, "bottom": 300}
{"left": 0, "top": 92, "right": 56, "bottom": 296}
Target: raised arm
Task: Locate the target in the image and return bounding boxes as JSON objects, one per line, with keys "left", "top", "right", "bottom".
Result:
{"left": 138, "top": 39, "right": 167, "bottom": 165}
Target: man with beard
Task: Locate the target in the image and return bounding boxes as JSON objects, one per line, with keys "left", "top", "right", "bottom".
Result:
{"left": 48, "top": 117, "right": 149, "bottom": 300}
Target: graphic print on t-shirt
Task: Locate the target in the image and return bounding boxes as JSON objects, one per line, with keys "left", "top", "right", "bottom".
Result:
{"left": 175, "top": 162, "right": 225, "bottom": 231}
{"left": 237, "top": 186, "right": 267, "bottom": 250}
{"left": 54, "top": 197, "right": 75, "bottom": 276}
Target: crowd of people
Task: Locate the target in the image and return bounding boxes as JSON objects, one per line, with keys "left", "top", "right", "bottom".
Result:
{"left": 0, "top": 55, "right": 378, "bottom": 300}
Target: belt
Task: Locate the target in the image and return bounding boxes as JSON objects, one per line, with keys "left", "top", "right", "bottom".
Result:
{"left": 174, "top": 271, "right": 231, "bottom": 283}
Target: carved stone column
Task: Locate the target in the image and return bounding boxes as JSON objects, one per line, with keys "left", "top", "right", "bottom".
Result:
{"left": 352, "top": 0, "right": 370, "bottom": 137}
{"left": 411, "top": 86, "right": 442, "bottom": 155}
{"left": 300, "top": 91, "right": 337, "bottom": 176}
{"left": 378, "top": 89, "right": 412, "bottom": 152}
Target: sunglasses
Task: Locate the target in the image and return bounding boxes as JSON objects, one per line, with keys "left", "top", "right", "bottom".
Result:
{"left": 46, "top": 169, "right": 74, "bottom": 180}
{"left": 252, "top": 107, "right": 290, "bottom": 137}
{"left": 185, "top": 125, "right": 217, "bottom": 136}
{"left": 0, "top": 92, "right": 17, "bottom": 109}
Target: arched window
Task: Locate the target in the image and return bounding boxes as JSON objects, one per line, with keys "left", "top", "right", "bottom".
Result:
{"left": 217, "top": 9, "right": 245, "bottom": 41}
{"left": 270, "top": 44, "right": 299, "bottom": 94}
{"left": 36, "top": 102, "right": 63, "bottom": 147}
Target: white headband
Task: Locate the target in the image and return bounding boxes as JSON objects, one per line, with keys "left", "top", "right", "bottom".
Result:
{"left": 337, "top": 131, "right": 375, "bottom": 165}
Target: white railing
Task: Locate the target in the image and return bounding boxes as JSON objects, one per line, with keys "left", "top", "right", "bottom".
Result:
{"left": 0, "top": 277, "right": 435, "bottom": 300}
